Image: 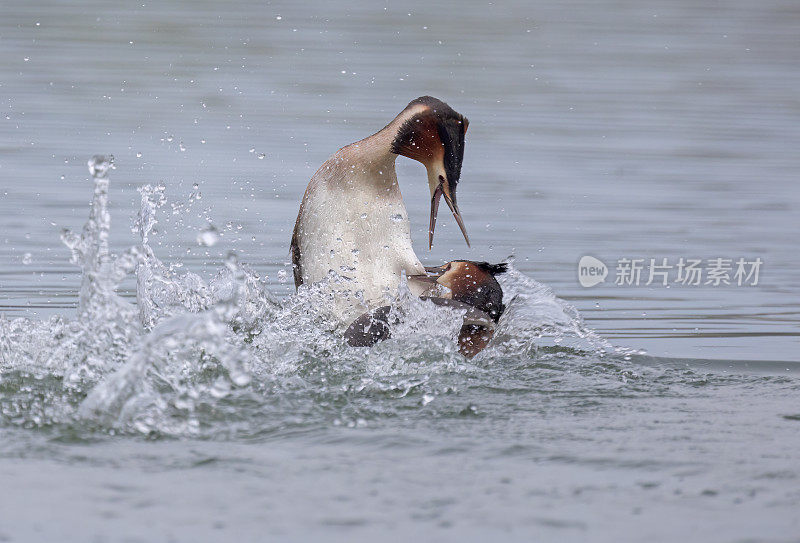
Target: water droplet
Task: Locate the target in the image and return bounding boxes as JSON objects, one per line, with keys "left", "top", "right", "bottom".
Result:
{"left": 22, "top": 253, "right": 32, "bottom": 265}
{"left": 136, "top": 152, "right": 142, "bottom": 158}
{"left": 390, "top": 213, "right": 403, "bottom": 222}
{"left": 189, "top": 183, "right": 203, "bottom": 201}
{"left": 360, "top": 213, "right": 367, "bottom": 219}
{"left": 179, "top": 142, "right": 186, "bottom": 152}
{"left": 276, "top": 269, "right": 288, "bottom": 283}
{"left": 87, "top": 155, "right": 114, "bottom": 178}
{"left": 249, "top": 148, "right": 255, "bottom": 153}
{"left": 257, "top": 153, "right": 265, "bottom": 160}
{"left": 230, "top": 371, "right": 251, "bottom": 387}
{"left": 351, "top": 249, "right": 360, "bottom": 256}
{"left": 196, "top": 225, "right": 220, "bottom": 247}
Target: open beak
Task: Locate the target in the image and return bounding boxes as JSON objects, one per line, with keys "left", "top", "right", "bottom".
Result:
{"left": 428, "top": 178, "right": 470, "bottom": 250}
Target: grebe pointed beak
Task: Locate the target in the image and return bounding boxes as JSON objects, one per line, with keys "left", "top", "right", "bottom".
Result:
{"left": 408, "top": 273, "right": 439, "bottom": 284}
{"left": 440, "top": 178, "right": 470, "bottom": 248}
{"left": 429, "top": 177, "right": 470, "bottom": 250}
{"left": 423, "top": 264, "right": 447, "bottom": 276}
{"left": 428, "top": 183, "right": 443, "bottom": 250}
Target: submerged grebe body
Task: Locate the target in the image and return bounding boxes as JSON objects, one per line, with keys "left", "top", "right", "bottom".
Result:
{"left": 291, "top": 97, "right": 469, "bottom": 325}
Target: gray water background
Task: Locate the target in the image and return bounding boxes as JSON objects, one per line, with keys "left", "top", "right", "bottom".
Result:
{"left": 2, "top": 0, "right": 798, "bottom": 360}
{"left": 1, "top": 0, "right": 800, "bottom": 541}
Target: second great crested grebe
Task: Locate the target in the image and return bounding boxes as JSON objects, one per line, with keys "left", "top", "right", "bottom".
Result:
{"left": 345, "top": 261, "right": 508, "bottom": 358}
{"left": 291, "top": 96, "right": 470, "bottom": 325}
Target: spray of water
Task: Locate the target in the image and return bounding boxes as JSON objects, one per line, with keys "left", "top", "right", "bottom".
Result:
{"left": 0, "top": 157, "right": 622, "bottom": 438}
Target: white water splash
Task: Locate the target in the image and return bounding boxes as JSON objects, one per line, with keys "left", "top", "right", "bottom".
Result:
{"left": 0, "top": 157, "right": 618, "bottom": 437}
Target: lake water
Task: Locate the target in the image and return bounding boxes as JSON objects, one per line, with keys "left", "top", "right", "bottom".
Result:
{"left": 1, "top": 0, "right": 799, "bottom": 541}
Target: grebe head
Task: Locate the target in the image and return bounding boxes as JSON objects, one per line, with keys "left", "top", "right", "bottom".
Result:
{"left": 423, "top": 260, "right": 508, "bottom": 321}
{"left": 390, "top": 96, "right": 470, "bottom": 250}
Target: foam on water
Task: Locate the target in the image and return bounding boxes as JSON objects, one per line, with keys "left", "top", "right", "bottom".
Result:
{"left": 0, "top": 157, "right": 635, "bottom": 439}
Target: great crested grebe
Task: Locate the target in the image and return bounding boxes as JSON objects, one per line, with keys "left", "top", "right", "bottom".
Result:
{"left": 345, "top": 260, "right": 508, "bottom": 358}
{"left": 291, "top": 96, "right": 470, "bottom": 325}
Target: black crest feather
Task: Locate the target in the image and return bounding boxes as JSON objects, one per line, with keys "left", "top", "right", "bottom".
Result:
{"left": 463, "top": 261, "right": 508, "bottom": 277}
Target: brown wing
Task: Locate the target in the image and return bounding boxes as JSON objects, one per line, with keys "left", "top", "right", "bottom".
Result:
{"left": 290, "top": 218, "right": 303, "bottom": 288}
{"left": 344, "top": 306, "right": 394, "bottom": 347}
{"left": 457, "top": 324, "right": 494, "bottom": 359}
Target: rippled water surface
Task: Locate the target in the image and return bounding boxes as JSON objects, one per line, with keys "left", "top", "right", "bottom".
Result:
{"left": 1, "top": 0, "right": 799, "bottom": 541}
